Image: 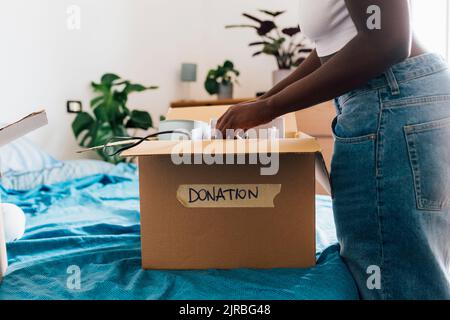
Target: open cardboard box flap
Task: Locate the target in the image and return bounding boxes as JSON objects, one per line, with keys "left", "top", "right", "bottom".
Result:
{"left": 0, "top": 110, "right": 48, "bottom": 148}
{"left": 122, "top": 106, "right": 331, "bottom": 195}
{"left": 122, "top": 137, "right": 322, "bottom": 156}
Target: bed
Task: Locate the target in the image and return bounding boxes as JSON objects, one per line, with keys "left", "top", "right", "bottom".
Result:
{"left": 0, "top": 140, "right": 358, "bottom": 300}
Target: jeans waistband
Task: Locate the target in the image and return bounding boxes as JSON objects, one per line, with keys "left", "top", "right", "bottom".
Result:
{"left": 340, "top": 53, "right": 448, "bottom": 100}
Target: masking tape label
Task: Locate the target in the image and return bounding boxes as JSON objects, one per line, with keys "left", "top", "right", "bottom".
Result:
{"left": 176, "top": 184, "right": 282, "bottom": 208}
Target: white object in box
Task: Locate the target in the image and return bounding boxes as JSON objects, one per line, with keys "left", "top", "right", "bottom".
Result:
{"left": 0, "top": 110, "right": 48, "bottom": 281}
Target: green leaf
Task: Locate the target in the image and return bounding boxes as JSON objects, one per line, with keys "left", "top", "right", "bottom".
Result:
{"left": 124, "top": 83, "right": 159, "bottom": 94}
{"left": 262, "top": 40, "right": 283, "bottom": 56}
{"left": 125, "top": 83, "right": 147, "bottom": 93}
{"left": 72, "top": 112, "right": 95, "bottom": 139}
{"left": 205, "top": 78, "right": 220, "bottom": 95}
{"left": 258, "top": 9, "right": 285, "bottom": 17}
{"left": 113, "top": 90, "right": 128, "bottom": 106}
{"left": 207, "top": 70, "right": 217, "bottom": 79}
{"left": 125, "top": 110, "right": 153, "bottom": 130}
{"left": 115, "top": 108, "right": 128, "bottom": 124}
{"left": 119, "top": 104, "right": 130, "bottom": 117}
{"left": 298, "top": 48, "right": 313, "bottom": 53}
{"left": 215, "top": 67, "right": 226, "bottom": 79}
{"left": 225, "top": 24, "right": 257, "bottom": 29}
{"left": 112, "top": 124, "right": 128, "bottom": 137}
{"left": 101, "top": 73, "right": 120, "bottom": 86}
{"left": 223, "top": 60, "right": 234, "bottom": 70}
{"left": 249, "top": 41, "right": 270, "bottom": 47}
{"left": 108, "top": 100, "right": 121, "bottom": 122}
{"left": 91, "top": 82, "right": 109, "bottom": 94}
{"left": 93, "top": 104, "right": 109, "bottom": 122}
{"left": 79, "top": 132, "right": 93, "bottom": 148}
{"left": 90, "top": 96, "right": 104, "bottom": 108}
{"left": 93, "top": 122, "right": 115, "bottom": 146}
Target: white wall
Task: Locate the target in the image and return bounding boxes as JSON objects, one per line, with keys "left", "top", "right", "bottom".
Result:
{"left": 412, "top": 0, "right": 450, "bottom": 60}
{"left": 0, "top": 0, "right": 301, "bottom": 160}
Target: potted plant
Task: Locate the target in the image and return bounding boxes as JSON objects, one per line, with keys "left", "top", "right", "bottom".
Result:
{"left": 226, "top": 9, "right": 312, "bottom": 85}
{"left": 72, "top": 73, "right": 158, "bottom": 163}
{"left": 204, "top": 60, "right": 240, "bottom": 100}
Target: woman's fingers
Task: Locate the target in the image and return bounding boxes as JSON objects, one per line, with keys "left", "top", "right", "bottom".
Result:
{"left": 216, "top": 115, "right": 228, "bottom": 134}
{"left": 217, "top": 108, "right": 236, "bottom": 134}
{"left": 217, "top": 119, "right": 233, "bottom": 137}
{"left": 217, "top": 103, "right": 265, "bottom": 137}
{"left": 216, "top": 112, "right": 227, "bottom": 128}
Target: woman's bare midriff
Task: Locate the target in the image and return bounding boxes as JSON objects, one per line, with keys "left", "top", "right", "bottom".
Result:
{"left": 320, "top": 36, "right": 428, "bottom": 65}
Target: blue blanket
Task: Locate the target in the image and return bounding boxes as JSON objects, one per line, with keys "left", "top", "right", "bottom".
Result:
{"left": 0, "top": 164, "right": 358, "bottom": 300}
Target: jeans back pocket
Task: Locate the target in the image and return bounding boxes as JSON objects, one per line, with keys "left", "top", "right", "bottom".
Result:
{"left": 404, "top": 116, "right": 450, "bottom": 211}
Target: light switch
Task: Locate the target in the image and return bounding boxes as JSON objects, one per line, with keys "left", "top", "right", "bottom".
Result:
{"left": 67, "top": 101, "right": 83, "bottom": 113}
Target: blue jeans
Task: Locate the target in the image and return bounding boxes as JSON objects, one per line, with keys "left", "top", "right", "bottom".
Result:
{"left": 331, "top": 53, "right": 450, "bottom": 300}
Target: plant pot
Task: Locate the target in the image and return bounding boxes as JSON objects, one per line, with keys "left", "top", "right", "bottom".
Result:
{"left": 218, "top": 83, "right": 234, "bottom": 100}
{"left": 272, "top": 69, "right": 292, "bottom": 86}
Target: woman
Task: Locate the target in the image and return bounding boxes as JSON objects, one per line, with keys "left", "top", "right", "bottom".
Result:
{"left": 217, "top": 0, "right": 450, "bottom": 300}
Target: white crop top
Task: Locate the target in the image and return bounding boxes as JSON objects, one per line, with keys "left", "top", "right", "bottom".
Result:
{"left": 299, "top": 0, "right": 358, "bottom": 57}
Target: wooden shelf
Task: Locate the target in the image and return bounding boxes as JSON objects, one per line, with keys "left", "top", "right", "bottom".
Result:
{"left": 170, "top": 98, "right": 253, "bottom": 108}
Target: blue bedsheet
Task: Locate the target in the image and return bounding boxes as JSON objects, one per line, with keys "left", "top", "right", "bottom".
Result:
{"left": 0, "top": 164, "right": 358, "bottom": 300}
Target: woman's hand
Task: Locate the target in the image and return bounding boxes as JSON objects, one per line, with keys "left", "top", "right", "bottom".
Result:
{"left": 216, "top": 99, "right": 275, "bottom": 136}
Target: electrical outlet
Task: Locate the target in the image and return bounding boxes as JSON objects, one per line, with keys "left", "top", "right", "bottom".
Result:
{"left": 67, "top": 101, "right": 83, "bottom": 113}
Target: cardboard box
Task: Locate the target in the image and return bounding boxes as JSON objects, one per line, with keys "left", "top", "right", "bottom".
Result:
{"left": 0, "top": 110, "right": 48, "bottom": 281}
{"left": 123, "top": 106, "right": 330, "bottom": 270}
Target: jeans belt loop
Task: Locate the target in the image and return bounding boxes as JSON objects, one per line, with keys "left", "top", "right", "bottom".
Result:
{"left": 384, "top": 68, "right": 401, "bottom": 96}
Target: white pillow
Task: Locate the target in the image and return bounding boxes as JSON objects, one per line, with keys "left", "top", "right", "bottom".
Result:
{"left": 0, "top": 137, "right": 61, "bottom": 175}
